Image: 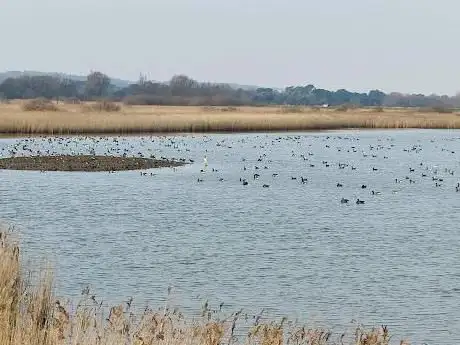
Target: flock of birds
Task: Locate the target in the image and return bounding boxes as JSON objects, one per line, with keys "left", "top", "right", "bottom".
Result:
{"left": 0, "top": 133, "right": 459, "bottom": 206}
{"left": 192, "top": 134, "right": 460, "bottom": 205}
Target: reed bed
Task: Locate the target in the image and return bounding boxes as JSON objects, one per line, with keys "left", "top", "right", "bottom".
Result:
{"left": 0, "top": 102, "right": 459, "bottom": 135}
{"left": 0, "top": 230, "right": 410, "bottom": 345}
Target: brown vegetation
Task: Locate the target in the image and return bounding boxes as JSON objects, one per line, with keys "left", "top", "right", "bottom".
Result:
{"left": 81, "top": 100, "right": 121, "bottom": 112}
{"left": 0, "top": 230, "right": 409, "bottom": 345}
{"left": 0, "top": 102, "right": 459, "bottom": 135}
{"left": 0, "top": 155, "right": 185, "bottom": 171}
{"left": 22, "top": 98, "right": 61, "bottom": 112}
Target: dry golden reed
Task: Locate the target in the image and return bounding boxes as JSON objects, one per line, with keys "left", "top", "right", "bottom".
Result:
{"left": 0, "top": 229, "right": 409, "bottom": 345}
{"left": 81, "top": 100, "right": 122, "bottom": 113}
{"left": 22, "top": 98, "right": 61, "bottom": 112}
{"left": 0, "top": 101, "right": 458, "bottom": 135}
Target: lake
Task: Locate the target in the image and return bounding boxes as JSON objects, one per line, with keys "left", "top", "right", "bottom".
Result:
{"left": 0, "top": 129, "right": 459, "bottom": 344}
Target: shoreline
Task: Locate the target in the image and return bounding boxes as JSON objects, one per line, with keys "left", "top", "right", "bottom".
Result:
{"left": 0, "top": 127, "right": 458, "bottom": 139}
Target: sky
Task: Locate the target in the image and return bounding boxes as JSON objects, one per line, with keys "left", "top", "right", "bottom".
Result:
{"left": 0, "top": 0, "right": 458, "bottom": 95}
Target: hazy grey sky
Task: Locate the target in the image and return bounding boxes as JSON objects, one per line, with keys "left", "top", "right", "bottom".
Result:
{"left": 0, "top": 0, "right": 458, "bottom": 94}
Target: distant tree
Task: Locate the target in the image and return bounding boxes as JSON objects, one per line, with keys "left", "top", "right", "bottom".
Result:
{"left": 254, "top": 88, "right": 277, "bottom": 104}
{"left": 0, "top": 75, "right": 72, "bottom": 100}
{"left": 311, "top": 88, "right": 332, "bottom": 105}
{"left": 85, "top": 71, "right": 111, "bottom": 99}
{"left": 169, "top": 75, "right": 199, "bottom": 96}
{"left": 59, "top": 78, "right": 79, "bottom": 99}
{"left": 368, "top": 90, "right": 386, "bottom": 106}
{"left": 284, "top": 85, "right": 315, "bottom": 105}
{"left": 1, "top": 71, "right": 459, "bottom": 109}
{"left": 0, "top": 77, "right": 23, "bottom": 99}
{"left": 334, "top": 89, "right": 353, "bottom": 105}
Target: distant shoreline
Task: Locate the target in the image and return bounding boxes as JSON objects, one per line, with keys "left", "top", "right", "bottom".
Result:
{"left": 1, "top": 128, "right": 455, "bottom": 140}
{"left": 0, "top": 102, "right": 459, "bottom": 136}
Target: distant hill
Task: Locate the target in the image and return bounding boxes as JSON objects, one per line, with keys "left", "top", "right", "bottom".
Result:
{"left": 226, "top": 83, "right": 259, "bottom": 91}
{"left": 0, "top": 71, "right": 133, "bottom": 89}
{"left": 0, "top": 71, "right": 261, "bottom": 91}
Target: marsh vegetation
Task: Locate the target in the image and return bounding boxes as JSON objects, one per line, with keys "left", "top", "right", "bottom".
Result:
{"left": 0, "top": 102, "right": 459, "bottom": 135}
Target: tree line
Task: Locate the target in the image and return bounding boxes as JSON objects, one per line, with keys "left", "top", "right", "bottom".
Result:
{"left": 1, "top": 71, "right": 459, "bottom": 109}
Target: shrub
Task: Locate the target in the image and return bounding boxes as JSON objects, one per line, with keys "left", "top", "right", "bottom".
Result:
{"left": 22, "top": 98, "right": 60, "bottom": 111}
{"left": 123, "top": 95, "right": 159, "bottom": 106}
{"left": 201, "top": 106, "right": 239, "bottom": 112}
{"left": 220, "top": 106, "right": 239, "bottom": 112}
{"left": 62, "top": 97, "right": 82, "bottom": 104}
{"left": 335, "top": 103, "right": 360, "bottom": 112}
{"left": 82, "top": 101, "right": 121, "bottom": 112}
{"left": 201, "top": 106, "right": 217, "bottom": 112}
{"left": 278, "top": 105, "right": 304, "bottom": 113}
{"left": 426, "top": 106, "right": 454, "bottom": 114}
{"left": 335, "top": 104, "right": 350, "bottom": 112}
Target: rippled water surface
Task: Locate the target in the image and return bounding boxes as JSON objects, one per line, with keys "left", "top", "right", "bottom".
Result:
{"left": 1, "top": 130, "right": 460, "bottom": 344}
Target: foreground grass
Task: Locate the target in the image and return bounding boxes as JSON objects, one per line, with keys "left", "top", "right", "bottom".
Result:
{"left": 0, "top": 102, "right": 459, "bottom": 134}
{"left": 0, "top": 231, "right": 409, "bottom": 345}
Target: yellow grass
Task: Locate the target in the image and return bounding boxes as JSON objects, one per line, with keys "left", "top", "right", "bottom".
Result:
{"left": 0, "top": 101, "right": 459, "bottom": 135}
{"left": 0, "top": 230, "right": 410, "bottom": 345}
